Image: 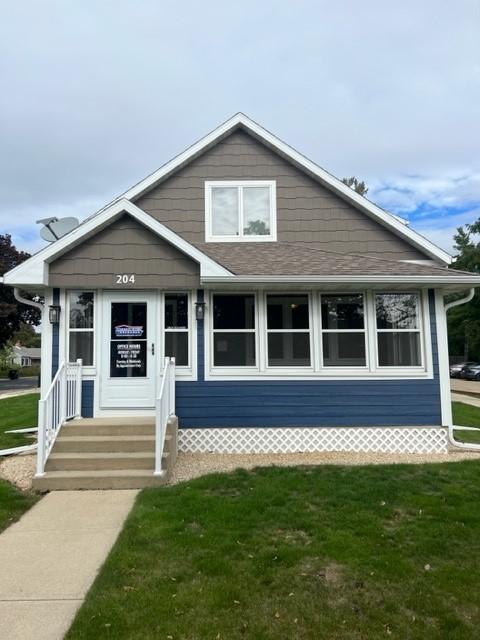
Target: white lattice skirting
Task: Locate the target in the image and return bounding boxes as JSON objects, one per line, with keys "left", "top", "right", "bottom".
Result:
{"left": 178, "top": 426, "right": 449, "bottom": 454}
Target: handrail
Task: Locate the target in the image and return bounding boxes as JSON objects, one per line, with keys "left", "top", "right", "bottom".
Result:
{"left": 36, "top": 359, "right": 83, "bottom": 476}
{"left": 154, "top": 357, "right": 176, "bottom": 475}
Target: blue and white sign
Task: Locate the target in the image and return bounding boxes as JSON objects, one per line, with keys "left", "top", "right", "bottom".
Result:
{"left": 114, "top": 324, "right": 144, "bottom": 338}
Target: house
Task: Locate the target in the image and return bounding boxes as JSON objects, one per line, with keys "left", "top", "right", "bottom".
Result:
{"left": 3, "top": 113, "right": 480, "bottom": 490}
{"left": 12, "top": 344, "right": 41, "bottom": 367}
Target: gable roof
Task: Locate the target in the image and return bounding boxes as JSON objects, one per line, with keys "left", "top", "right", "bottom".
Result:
{"left": 99, "top": 113, "right": 452, "bottom": 265}
{"left": 2, "top": 200, "right": 232, "bottom": 286}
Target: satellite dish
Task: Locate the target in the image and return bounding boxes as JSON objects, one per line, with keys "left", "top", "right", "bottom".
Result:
{"left": 37, "top": 217, "right": 79, "bottom": 242}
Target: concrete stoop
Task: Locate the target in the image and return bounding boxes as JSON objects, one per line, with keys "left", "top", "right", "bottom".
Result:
{"left": 33, "top": 416, "right": 178, "bottom": 491}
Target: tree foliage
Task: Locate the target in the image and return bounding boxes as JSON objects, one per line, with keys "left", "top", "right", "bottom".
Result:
{"left": 447, "top": 219, "right": 480, "bottom": 360}
{"left": 342, "top": 176, "right": 369, "bottom": 196}
{"left": 0, "top": 235, "right": 41, "bottom": 348}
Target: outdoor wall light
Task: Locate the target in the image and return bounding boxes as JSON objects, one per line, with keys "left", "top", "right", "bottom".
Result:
{"left": 195, "top": 301, "right": 206, "bottom": 321}
{"left": 48, "top": 304, "right": 61, "bottom": 324}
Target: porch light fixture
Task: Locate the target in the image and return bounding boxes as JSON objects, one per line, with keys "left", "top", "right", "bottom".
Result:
{"left": 48, "top": 304, "right": 61, "bottom": 324}
{"left": 195, "top": 301, "right": 206, "bottom": 321}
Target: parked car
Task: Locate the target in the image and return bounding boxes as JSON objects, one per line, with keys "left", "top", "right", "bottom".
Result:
{"left": 449, "top": 361, "right": 478, "bottom": 378}
{"left": 462, "top": 364, "right": 480, "bottom": 381}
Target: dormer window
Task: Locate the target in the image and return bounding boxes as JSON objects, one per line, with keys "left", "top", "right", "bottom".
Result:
{"left": 205, "top": 181, "right": 277, "bottom": 242}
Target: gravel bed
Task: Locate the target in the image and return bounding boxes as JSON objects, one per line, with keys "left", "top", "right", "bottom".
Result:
{"left": 0, "top": 453, "right": 36, "bottom": 491}
{"left": 1, "top": 450, "right": 479, "bottom": 493}
{"left": 167, "top": 450, "right": 480, "bottom": 485}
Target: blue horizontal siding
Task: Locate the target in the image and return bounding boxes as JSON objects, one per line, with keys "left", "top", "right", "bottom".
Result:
{"left": 81, "top": 381, "right": 94, "bottom": 418}
{"left": 176, "top": 289, "right": 442, "bottom": 428}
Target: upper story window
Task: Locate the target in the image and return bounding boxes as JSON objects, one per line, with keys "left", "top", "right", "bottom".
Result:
{"left": 205, "top": 181, "right": 277, "bottom": 242}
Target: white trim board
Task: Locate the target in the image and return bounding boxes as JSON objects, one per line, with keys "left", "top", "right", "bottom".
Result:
{"left": 113, "top": 113, "right": 452, "bottom": 264}
{"left": 3, "top": 199, "right": 232, "bottom": 286}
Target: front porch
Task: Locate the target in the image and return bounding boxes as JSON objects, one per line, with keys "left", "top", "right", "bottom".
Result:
{"left": 33, "top": 416, "right": 178, "bottom": 491}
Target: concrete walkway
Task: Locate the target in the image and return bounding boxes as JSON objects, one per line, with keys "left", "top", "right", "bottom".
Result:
{"left": 0, "top": 490, "right": 138, "bottom": 640}
{"left": 452, "top": 392, "right": 480, "bottom": 408}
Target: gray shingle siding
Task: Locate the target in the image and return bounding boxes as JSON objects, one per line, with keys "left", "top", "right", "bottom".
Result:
{"left": 136, "top": 129, "right": 427, "bottom": 260}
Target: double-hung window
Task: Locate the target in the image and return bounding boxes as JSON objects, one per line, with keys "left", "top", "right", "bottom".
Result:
{"left": 68, "top": 291, "right": 94, "bottom": 366}
{"left": 164, "top": 294, "right": 189, "bottom": 367}
{"left": 375, "top": 293, "right": 422, "bottom": 367}
{"left": 206, "top": 181, "right": 276, "bottom": 242}
{"left": 321, "top": 294, "right": 366, "bottom": 367}
{"left": 212, "top": 294, "right": 256, "bottom": 366}
{"left": 266, "top": 294, "right": 311, "bottom": 366}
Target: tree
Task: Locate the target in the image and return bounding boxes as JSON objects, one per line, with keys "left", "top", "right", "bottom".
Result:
{"left": 447, "top": 219, "right": 480, "bottom": 360}
{"left": 12, "top": 322, "right": 41, "bottom": 347}
{"left": 342, "top": 176, "right": 369, "bottom": 196}
{"left": 0, "top": 235, "right": 41, "bottom": 347}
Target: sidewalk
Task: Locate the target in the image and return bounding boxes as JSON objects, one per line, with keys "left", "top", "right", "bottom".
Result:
{"left": 0, "top": 490, "right": 138, "bottom": 640}
{"left": 451, "top": 392, "right": 480, "bottom": 408}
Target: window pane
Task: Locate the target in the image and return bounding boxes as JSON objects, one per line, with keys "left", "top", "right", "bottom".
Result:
{"left": 321, "top": 295, "right": 364, "bottom": 330}
{"left": 111, "top": 303, "right": 147, "bottom": 340}
{"left": 69, "top": 333, "right": 93, "bottom": 366}
{"left": 378, "top": 332, "right": 421, "bottom": 366}
{"left": 213, "top": 333, "right": 256, "bottom": 366}
{"left": 322, "top": 333, "right": 366, "bottom": 367}
{"left": 267, "top": 295, "right": 309, "bottom": 330}
{"left": 165, "top": 294, "right": 188, "bottom": 329}
{"left": 165, "top": 332, "right": 188, "bottom": 366}
{"left": 69, "top": 291, "right": 93, "bottom": 329}
{"left": 243, "top": 187, "right": 270, "bottom": 235}
{"left": 213, "top": 295, "right": 255, "bottom": 329}
{"left": 376, "top": 294, "right": 419, "bottom": 330}
{"left": 110, "top": 341, "right": 147, "bottom": 377}
{"left": 211, "top": 187, "right": 238, "bottom": 236}
{"left": 268, "top": 333, "right": 310, "bottom": 366}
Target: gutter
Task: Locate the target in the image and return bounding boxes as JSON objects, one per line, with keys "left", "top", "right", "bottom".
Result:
{"left": 201, "top": 275, "right": 480, "bottom": 285}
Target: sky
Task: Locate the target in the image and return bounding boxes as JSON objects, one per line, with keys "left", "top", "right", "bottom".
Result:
{"left": 1, "top": 1, "right": 479, "bottom": 257}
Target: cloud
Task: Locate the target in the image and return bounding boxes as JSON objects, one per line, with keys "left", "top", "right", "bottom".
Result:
{"left": 0, "top": 1, "right": 478, "bottom": 257}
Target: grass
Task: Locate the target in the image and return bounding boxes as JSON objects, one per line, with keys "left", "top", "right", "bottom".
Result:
{"left": 452, "top": 402, "right": 480, "bottom": 444}
{"left": 0, "top": 393, "right": 39, "bottom": 450}
{"left": 0, "top": 479, "right": 38, "bottom": 533}
{"left": 0, "top": 394, "right": 39, "bottom": 531}
{"left": 67, "top": 461, "right": 480, "bottom": 640}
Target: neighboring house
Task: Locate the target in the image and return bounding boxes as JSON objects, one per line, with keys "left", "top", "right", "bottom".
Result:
{"left": 12, "top": 344, "right": 41, "bottom": 367}
{"left": 3, "top": 114, "right": 480, "bottom": 488}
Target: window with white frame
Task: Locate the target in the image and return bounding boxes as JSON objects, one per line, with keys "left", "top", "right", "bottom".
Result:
{"left": 212, "top": 294, "right": 256, "bottom": 366}
{"left": 164, "top": 293, "right": 189, "bottom": 367}
{"left": 206, "top": 181, "right": 276, "bottom": 241}
{"left": 68, "top": 291, "right": 94, "bottom": 366}
{"left": 375, "top": 293, "right": 422, "bottom": 367}
{"left": 266, "top": 294, "right": 311, "bottom": 366}
{"left": 321, "top": 294, "right": 367, "bottom": 367}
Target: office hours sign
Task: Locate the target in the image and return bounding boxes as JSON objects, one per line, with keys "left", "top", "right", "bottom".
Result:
{"left": 110, "top": 302, "right": 147, "bottom": 377}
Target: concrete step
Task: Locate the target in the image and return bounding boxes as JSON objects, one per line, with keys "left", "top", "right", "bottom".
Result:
{"left": 54, "top": 435, "right": 156, "bottom": 453}
{"left": 45, "top": 451, "right": 163, "bottom": 471}
{"left": 33, "top": 469, "right": 170, "bottom": 491}
{"left": 63, "top": 420, "right": 154, "bottom": 437}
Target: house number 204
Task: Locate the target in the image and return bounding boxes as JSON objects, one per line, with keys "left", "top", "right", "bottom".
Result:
{"left": 116, "top": 274, "right": 135, "bottom": 284}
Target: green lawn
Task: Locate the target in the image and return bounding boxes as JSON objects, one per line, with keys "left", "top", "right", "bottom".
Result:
{"left": 0, "top": 479, "right": 38, "bottom": 533}
{"left": 68, "top": 462, "right": 480, "bottom": 640}
{"left": 0, "top": 393, "right": 39, "bottom": 450}
{"left": 0, "top": 394, "right": 40, "bottom": 530}
{"left": 452, "top": 402, "right": 480, "bottom": 444}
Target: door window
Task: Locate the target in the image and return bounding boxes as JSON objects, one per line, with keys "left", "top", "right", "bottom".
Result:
{"left": 110, "top": 302, "right": 147, "bottom": 377}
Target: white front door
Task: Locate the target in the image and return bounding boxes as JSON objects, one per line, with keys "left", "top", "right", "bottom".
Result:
{"left": 100, "top": 292, "right": 157, "bottom": 409}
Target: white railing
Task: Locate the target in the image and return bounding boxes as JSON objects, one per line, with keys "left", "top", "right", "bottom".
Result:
{"left": 155, "top": 357, "right": 176, "bottom": 475}
{"left": 36, "top": 359, "right": 82, "bottom": 476}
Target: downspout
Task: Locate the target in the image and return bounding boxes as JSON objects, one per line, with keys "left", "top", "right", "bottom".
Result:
{"left": 443, "top": 288, "right": 480, "bottom": 449}
{"left": 13, "top": 288, "right": 44, "bottom": 312}
{"left": 445, "top": 288, "right": 475, "bottom": 312}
